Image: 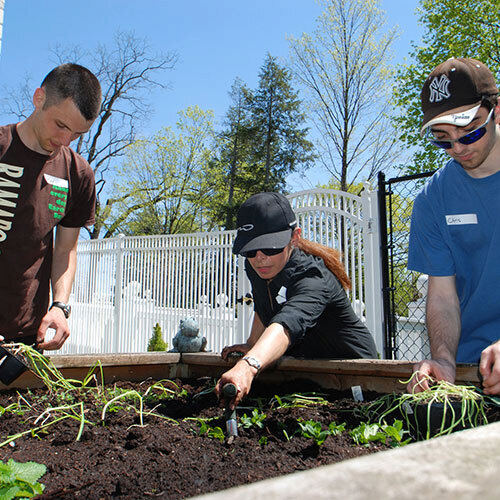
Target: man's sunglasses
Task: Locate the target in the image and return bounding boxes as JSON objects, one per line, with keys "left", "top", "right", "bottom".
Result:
{"left": 240, "top": 247, "right": 285, "bottom": 258}
{"left": 428, "top": 108, "right": 494, "bottom": 150}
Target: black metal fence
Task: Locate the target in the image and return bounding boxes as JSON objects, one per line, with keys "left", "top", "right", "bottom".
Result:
{"left": 378, "top": 170, "right": 435, "bottom": 361}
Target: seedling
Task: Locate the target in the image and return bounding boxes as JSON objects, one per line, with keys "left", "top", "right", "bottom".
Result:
{"left": 240, "top": 408, "right": 267, "bottom": 429}
{"left": 297, "top": 418, "right": 346, "bottom": 446}
{"left": 350, "top": 420, "right": 409, "bottom": 447}
{"left": 190, "top": 418, "right": 226, "bottom": 442}
{"left": 0, "top": 459, "right": 46, "bottom": 499}
{"left": 270, "top": 392, "right": 329, "bottom": 409}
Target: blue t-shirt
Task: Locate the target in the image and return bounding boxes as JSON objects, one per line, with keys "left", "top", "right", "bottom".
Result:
{"left": 408, "top": 159, "right": 500, "bottom": 363}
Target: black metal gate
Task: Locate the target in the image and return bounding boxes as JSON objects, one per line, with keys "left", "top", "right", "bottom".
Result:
{"left": 378, "top": 170, "right": 435, "bottom": 361}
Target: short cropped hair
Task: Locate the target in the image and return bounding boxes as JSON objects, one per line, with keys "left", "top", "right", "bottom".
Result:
{"left": 41, "top": 63, "right": 102, "bottom": 121}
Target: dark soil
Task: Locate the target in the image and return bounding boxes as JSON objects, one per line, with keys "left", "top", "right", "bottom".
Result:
{"left": 0, "top": 376, "right": 497, "bottom": 500}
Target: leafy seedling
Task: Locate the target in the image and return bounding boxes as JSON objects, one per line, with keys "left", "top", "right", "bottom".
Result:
{"left": 0, "top": 459, "right": 46, "bottom": 499}
{"left": 240, "top": 408, "right": 267, "bottom": 429}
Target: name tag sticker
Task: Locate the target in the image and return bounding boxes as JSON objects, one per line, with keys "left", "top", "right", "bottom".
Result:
{"left": 445, "top": 214, "right": 478, "bottom": 225}
{"left": 44, "top": 174, "right": 69, "bottom": 189}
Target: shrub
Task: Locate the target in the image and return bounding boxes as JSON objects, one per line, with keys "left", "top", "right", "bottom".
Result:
{"left": 147, "top": 323, "right": 168, "bottom": 352}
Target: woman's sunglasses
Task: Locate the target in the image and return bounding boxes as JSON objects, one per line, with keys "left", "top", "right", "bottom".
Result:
{"left": 428, "top": 108, "right": 494, "bottom": 150}
{"left": 240, "top": 247, "right": 285, "bottom": 258}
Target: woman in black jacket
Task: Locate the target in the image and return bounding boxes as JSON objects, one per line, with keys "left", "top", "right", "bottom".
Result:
{"left": 216, "top": 192, "right": 377, "bottom": 408}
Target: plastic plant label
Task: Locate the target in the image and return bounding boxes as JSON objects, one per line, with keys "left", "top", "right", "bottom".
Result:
{"left": 403, "top": 401, "right": 413, "bottom": 414}
{"left": 351, "top": 385, "right": 364, "bottom": 402}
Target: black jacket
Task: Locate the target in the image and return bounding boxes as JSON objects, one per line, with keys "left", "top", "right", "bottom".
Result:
{"left": 245, "top": 249, "right": 377, "bottom": 359}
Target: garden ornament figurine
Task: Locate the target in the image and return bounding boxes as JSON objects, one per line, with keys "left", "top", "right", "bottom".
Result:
{"left": 171, "top": 317, "right": 207, "bottom": 353}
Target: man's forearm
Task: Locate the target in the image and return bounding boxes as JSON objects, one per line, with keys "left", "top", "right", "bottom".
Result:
{"left": 426, "top": 294, "right": 460, "bottom": 365}
{"left": 51, "top": 227, "right": 80, "bottom": 303}
{"left": 51, "top": 248, "right": 77, "bottom": 302}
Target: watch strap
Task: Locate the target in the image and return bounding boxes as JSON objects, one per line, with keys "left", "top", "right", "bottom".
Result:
{"left": 242, "top": 355, "right": 261, "bottom": 374}
{"left": 50, "top": 301, "right": 71, "bottom": 319}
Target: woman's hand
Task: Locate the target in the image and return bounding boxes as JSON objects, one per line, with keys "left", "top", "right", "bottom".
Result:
{"left": 215, "top": 359, "right": 258, "bottom": 409}
{"left": 221, "top": 343, "right": 250, "bottom": 360}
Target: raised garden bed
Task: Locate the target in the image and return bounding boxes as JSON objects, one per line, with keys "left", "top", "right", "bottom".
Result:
{"left": 0, "top": 353, "right": 496, "bottom": 499}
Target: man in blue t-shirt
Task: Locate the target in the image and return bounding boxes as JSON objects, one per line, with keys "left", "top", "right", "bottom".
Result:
{"left": 407, "top": 58, "right": 500, "bottom": 395}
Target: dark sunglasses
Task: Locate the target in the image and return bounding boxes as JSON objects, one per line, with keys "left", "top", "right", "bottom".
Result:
{"left": 428, "top": 108, "right": 494, "bottom": 149}
{"left": 240, "top": 247, "right": 285, "bottom": 258}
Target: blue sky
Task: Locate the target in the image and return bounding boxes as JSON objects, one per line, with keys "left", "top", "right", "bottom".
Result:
{"left": 0, "top": 0, "right": 423, "bottom": 189}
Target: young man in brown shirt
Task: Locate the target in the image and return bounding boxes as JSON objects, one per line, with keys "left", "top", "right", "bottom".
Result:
{"left": 0, "top": 63, "right": 101, "bottom": 350}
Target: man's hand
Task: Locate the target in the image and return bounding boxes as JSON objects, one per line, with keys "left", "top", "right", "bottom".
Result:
{"left": 480, "top": 341, "right": 500, "bottom": 395}
{"left": 36, "top": 307, "right": 70, "bottom": 350}
{"left": 407, "top": 358, "right": 456, "bottom": 393}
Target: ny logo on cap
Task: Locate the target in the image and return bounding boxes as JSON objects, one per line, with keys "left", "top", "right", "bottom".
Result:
{"left": 429, "top": 75, "right": 451, "bottom": 103}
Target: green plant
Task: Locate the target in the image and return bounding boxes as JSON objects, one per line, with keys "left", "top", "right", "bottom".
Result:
{"left": 0, "top": 347, "right": 179, "bottom": 448}
{"left": 270, "top": 392, "right": 329, "bottom": 409}
{"left": 190, "top": 418, "right": 225, "bottom": 442}
{"left": 297, "top": 419, "right": 346, "bottom": 446}
{"left": 0, "top": 459, "right": 46, "bottom": 499}
{"left": 363, "top": 374, "right": 488, "bottom": 441}
{"left": 240, "top": 408, "right": 267, "bottom": 429}
{"left": 350, "top": 420, "right": 409, "bottom": 447}
{"left": 147, "top": 323, "right": 168, "bottom": 352}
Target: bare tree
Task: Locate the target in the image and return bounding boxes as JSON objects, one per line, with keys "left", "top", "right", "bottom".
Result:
{"left": 289, "top": 0, "right": 400, "bottom": 191}
{"left": 0, "top": 31, "right": 178, "bottom": 238}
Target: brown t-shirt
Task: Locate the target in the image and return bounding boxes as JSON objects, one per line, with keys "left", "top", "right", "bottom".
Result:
{"left": 0, "top": 124, "right": 96, "bottom": 340}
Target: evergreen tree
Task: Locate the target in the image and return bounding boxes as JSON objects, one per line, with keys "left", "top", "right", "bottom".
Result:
{"left": 215, "top": 78, "right": 256, "bottom": 229}
{"left": 148, "top": 323, "right": 168, "bottom": 351}
{"left": 249, "top": 53, "right": 315, "bottom": 192}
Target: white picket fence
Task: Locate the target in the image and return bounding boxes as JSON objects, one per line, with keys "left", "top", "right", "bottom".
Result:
{"left": 62, "top": 187, "right": 384, "bottom": 355}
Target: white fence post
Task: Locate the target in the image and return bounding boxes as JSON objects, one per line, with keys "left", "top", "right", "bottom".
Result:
{"left": 113, "top": 234, "right": 125, "bottom": 352}
{"left": 361, "top": 184, "right": 384, "bottom": 356}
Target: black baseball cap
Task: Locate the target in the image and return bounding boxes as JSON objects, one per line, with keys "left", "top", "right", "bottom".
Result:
{"left": 420, "top": 58, "right": 498, "bottom": 135}
{"left": 232, "top": 192, "right": 297, "bottom": 255}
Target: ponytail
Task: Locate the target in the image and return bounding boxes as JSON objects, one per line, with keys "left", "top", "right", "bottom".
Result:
{"left": 294, "top": 237, "right": 351, "bottom": 290}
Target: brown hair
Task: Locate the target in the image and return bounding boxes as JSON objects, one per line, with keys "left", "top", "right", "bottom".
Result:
{"left": 41, "top": 63, "right": 102, "bottom": 121}
{"left": 294, "top": 237, "right": 351, "bottom": 290}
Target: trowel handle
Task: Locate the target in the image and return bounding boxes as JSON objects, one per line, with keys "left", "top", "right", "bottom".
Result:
{"left": 222, "top": 383, "right": 238, "bottom": 398}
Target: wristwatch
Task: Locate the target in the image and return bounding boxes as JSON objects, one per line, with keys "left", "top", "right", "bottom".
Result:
{"left": 242, "top": 355, "right": 261, "bottom": 375}
{"left": 50, "top": 301, "right": 71, "bottom": 319}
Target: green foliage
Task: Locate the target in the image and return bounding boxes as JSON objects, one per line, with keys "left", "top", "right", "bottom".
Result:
{"left": 363, "top": 377, "right": 488, "bottom": 441}
{"left": 240, "top": 408, "right": 267, "bottom": 429}
{"left": 297, "top": 419, "right": 346, "bottom": 446}
{"left": 289, "top": 0, "right": 401, "bottom": 188}
{"left": 394, "top": 0, "right": 500, "bottom": 174}
{"left": 350, "top": 420, "right": 409, "bottom": 447}
{"left": 270, "top": 392, "right": 329, "bottom": 409}
{"left": 258, "top": 436, "right": 268, "bottom": 446}
{"left": 0, "top": 459, "right": 46, "bottom": 499}
{"left": 0, "top": 346, "right": 179, "bottom": 449}
{"left": 192, "top": 419, "right": 226, "bottom": 442}
{"left": 214, "top": 55, "right": 315, "bottom": 229}
{"left": 107, "top": 106, "right": 221, "bottom": 237}
{"left": 147, "top": 323, "right": 168, "bottom": 352}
